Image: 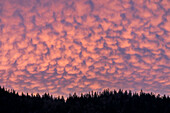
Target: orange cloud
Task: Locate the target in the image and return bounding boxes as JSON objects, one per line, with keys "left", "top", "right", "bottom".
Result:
{"left": 0, "top": 0, "right": 169, "bottom": 97}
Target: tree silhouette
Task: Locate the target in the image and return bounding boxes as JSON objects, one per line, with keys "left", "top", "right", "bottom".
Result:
{"left": 0, "top": 86, "right": 169, "bottom": 113}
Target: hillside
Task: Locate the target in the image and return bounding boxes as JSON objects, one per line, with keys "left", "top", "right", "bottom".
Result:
{"left": 0, "top": 86, "right": 170, "bottom": 113}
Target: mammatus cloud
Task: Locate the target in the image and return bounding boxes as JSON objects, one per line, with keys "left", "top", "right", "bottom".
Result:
{"left": 0, "top": 0, "right": 170, "bottom": 97}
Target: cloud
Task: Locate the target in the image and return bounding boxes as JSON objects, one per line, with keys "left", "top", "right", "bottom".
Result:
{"left": 0, "top": 0, "right": 169, "bottom": 97}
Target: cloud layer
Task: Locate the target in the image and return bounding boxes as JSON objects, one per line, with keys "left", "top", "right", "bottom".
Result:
{"left": 0, "top": 0, "right": 170, "bottom": 97}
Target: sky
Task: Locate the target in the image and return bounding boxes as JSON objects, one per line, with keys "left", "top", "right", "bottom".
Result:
{"left": 0, "top": 0, "right": 170, "bottom": 97}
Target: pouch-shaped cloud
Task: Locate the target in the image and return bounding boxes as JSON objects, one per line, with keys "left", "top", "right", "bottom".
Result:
{"left": 0, "top": 0, "right": 170, "bottom": 97}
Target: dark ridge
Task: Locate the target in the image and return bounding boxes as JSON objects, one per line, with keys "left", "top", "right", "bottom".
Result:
{"left": 0, "top": 86, "right": 170, "bottom": 113}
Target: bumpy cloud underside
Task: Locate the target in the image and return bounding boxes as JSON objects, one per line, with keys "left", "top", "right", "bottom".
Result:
{"left": 0, "top": 0, "right": 170, "bottom": 97}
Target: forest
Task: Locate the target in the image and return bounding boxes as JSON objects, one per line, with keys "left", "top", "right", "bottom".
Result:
{"left": 0, "top": 86, "right": 170, "bottom": 113}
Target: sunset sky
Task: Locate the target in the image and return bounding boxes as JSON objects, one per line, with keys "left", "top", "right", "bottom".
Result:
{"left": 0, "top": 0, "right": 170, "bottom": 97}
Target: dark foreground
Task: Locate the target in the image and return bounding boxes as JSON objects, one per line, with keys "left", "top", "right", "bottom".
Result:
{"left": 0, "top": 86, "right": 170, "bottom": 113}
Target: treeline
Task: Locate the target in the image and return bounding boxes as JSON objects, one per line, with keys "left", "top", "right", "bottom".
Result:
{"left": 0, "top": 86, "right": 170, "bottom": 113}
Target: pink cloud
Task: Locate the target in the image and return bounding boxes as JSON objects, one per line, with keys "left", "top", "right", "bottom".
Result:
{"left": 0, "top": 0, "right": 169, "bottom": 97}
